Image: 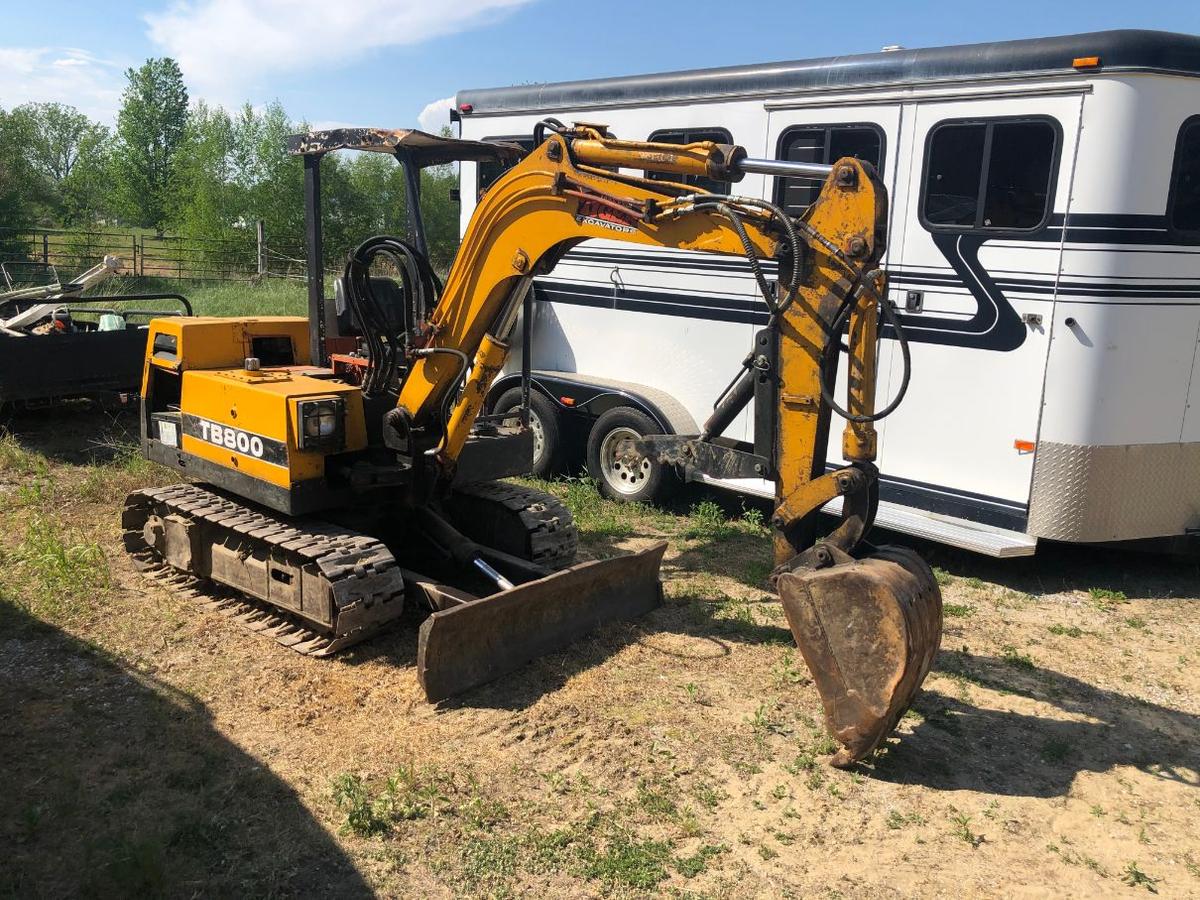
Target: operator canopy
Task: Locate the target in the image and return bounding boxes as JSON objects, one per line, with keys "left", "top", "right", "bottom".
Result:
{"left": 285, "top": 127, "right": 526, "bottom": 167}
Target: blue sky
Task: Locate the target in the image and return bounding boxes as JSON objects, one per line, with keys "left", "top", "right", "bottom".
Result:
{"left": 2, "top": 0, "right": 1198, "bottom": 131}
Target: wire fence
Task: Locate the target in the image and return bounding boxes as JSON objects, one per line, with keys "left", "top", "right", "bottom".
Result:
{"left": 0, "top": 226, "right": 318, "bottom": 286}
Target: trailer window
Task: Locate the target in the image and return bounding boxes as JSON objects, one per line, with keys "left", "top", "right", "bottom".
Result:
{"left": 922, "top": 118, "right": 1058, "bottom": 231}
{"left": 646, "top": 128, "right": 733, "bottom": 194}
{"left": 775, "top": 124, "right": 884, "bottom": 215}
{"left": 477, "top": 136, "right": 536, "bottom": 195}
{"left": 1169, "top": 116, "right": 1200, "bottom": 237}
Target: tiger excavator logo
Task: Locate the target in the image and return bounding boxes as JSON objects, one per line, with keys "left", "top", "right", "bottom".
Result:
{"left": 575, "top": 199, "right": 638, "bottom": 234}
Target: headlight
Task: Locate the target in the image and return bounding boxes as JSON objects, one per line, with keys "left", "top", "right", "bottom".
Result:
{"left": 298, "top": 398, "right": 345, "bottom": 451}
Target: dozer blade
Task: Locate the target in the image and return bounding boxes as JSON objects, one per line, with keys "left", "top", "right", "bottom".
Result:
{"left": 417, "top": 542, "right": 667, "bottom": 702}
{"left": 776, "top": 544, "right": 942, "bottom": 767}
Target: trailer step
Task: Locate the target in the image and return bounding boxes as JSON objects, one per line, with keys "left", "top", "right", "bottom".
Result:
{"left": 831, "top": 497, "right": 1037, "bottom": 558}
{"left": 692, "top": 474, "right": 1037, "bottom": 558}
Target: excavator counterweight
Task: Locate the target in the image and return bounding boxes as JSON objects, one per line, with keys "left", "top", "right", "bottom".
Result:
{"left": 125, "top": 122, "right": 942, "bottom": 766}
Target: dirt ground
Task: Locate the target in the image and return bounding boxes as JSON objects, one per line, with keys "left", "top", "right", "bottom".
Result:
{"left": 2, "top": 405, "right": 1198, "bottom": 898}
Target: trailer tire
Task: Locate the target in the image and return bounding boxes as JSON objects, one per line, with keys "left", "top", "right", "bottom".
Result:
{"left": 493, "top": 388, "right": 564, "bottom": 479}
{"left": 587, "top": 406, "right": 676, "bottom": 504}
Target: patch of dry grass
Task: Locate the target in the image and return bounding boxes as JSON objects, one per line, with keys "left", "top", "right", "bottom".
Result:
{"left": 2, "top": 408, "right": 1199, "bottom": 898}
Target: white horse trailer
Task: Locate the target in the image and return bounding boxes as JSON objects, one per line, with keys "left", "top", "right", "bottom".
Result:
{"left": 454, "top": 30, "right": 1200, "bottom": 557}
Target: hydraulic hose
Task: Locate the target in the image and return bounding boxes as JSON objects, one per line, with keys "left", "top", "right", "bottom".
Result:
{"left": 411, "top": 346, "right": 471, "bottom": 455}
{"left": 816, "top": 271, "right": 912, "bottom": 424}
{"left": 532, "top": 117, "right": 568, "bottom": 147}
{"left": 663, "top": 194, "right": 911, "bottom": 426}
{"left": 691, "top": 193, "right": 912, "bottom": 425}
{"left": 343, "top": 234, "right": 443, "bottom": 398}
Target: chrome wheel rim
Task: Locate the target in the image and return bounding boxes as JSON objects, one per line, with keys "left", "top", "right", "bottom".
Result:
{"left": 501, "top": 406, "right": 546, "bottom": 467}
{"left": 528, "top": 410, "right": 545, "bottom": 465}
{"left": 599, "top": 425, "right": 652, "bottom": 496}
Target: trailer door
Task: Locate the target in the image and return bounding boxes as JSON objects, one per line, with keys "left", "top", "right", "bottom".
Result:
{"left": 875, "top": 92, "right": 1083, "bottom": 531}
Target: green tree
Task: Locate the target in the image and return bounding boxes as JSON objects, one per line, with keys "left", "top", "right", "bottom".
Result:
{"left": 343, "top": 152, "right": 409, "bottom": 236}
{"left": 17, "top": 102, "right": 107, "bottom": 185}
{"left": 114, "top": 58, "right": 189, "bottom": 231}
{"left": 235, "top": 102, "right": 306, "bottom": 262}
{"left": 170, "top": 101, "right": 238, "bottom": 240}
{"left": 319, "top": 152, "right": 409, "bottom": 265}
{"left": 0, "top": 107, "right": 46, "bottom": 256}
{"left": 169, "top": 101, "right": 250, "bottom": 274}
{"left": 419, "top": 162, "right": 461, "bottom": 273}
{"left": 60, "top": 128, "right": 116, "bottom": 226}
{"left": 17, "top": 102, "right": 114, "bottom": 226}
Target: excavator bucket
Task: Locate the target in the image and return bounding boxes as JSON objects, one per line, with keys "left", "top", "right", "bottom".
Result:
{"left": 417, "top": 542, "right": 666, "bottom": 702}
{"left": 776, "top": 545, "right": 942, "bottom": 767}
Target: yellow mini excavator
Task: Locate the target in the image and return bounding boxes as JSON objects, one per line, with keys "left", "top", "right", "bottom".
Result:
{"left": 123, "top": 122, "right": 941, "bottom": 765}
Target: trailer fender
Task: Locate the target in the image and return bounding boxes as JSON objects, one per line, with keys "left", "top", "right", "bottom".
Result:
{"left": 487, "top": 370, "right": 697, "bottom": 437}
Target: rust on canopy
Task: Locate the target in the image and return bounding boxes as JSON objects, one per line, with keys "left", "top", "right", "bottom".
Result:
{"left": 285, "top": 127, "right": 526, "bottom": 168}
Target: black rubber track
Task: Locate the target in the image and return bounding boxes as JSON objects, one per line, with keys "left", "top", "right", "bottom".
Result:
{"left": 441, "top": 481, "right": 579, "bottom": 571}
{"left": 123, "top": 483, "right": 405, "bottom": 656}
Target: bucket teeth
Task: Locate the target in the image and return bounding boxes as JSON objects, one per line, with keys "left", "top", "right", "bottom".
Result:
{"left": 777, "top": 544, "right": 942, "bottom": 766}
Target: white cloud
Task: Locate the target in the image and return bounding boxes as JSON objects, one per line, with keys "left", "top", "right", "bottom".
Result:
{"left": 418, "top": 96, "right": 455, "bottom": 134}
{"left": 0, "top": 47, "right": 125, "bottom": 124}
{"left": 144, "top": 0, "right": 533, "bottom": 105}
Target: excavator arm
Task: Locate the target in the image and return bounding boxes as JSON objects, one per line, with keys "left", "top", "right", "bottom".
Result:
{"left": 397, "top": 125, "right": 781, "bottom": 462}
{"left": 401, "top": 123, "right": 940, "bottom": 764}
{"left": 401, "top": 124, "right": 886, "bottom": 535}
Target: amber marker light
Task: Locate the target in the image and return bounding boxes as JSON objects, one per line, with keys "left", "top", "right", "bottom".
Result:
{"left": 1014, "top": 439, "right": 1036, "bottom": 453}
{"left": 1072, "top": 56, "right": 1101, "bottom": 69}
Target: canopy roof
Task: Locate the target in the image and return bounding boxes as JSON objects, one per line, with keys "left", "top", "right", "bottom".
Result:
{"left": 285, "top": 128, "right": 525, "bottom": 167}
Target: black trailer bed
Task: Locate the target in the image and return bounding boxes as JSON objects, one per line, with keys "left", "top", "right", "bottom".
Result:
{"left": 0, "top": 293, "right": 191, "bottom": 405}
{"left": 0, "top": 329, "right": 148, "bottom": 403}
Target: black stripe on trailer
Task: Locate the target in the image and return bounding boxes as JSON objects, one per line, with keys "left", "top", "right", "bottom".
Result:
{"left": 537, "top": 279, "right": 770, "bottom": 326}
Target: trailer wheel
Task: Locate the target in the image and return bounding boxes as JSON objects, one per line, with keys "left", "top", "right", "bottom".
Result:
{"left": 494, "top": 388, "right": 564, "bottom": 478}
{"left": 587, "top": 406, "right": 676, "bottom": 503}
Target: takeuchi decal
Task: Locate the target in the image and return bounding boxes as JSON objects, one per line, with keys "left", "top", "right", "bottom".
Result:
{"left": 575, "top": 199, "right": 638, "bottom": 234}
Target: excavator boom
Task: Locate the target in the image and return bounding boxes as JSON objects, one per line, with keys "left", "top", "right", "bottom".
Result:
{"left": 394, "top": 128, "right": 778, "bottom": 464}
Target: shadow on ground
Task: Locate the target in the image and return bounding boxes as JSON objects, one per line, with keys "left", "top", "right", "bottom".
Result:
{"left": 0, "top": 601, "right": 371, "bottom": 898}
{"left": 667, "top": 518, "right": 1200, "bottom": 600}
{"left": 1, "top": 402, "right": 140, "bottom": 465}
{"left": 440, "top": 589, "right": 1199, "bottom": 802}
{"left": 867, "top": 649, "right": 1200, "bottom": 797}
{"left": 897, "top": 528, "right": 1200, "bottom": 599}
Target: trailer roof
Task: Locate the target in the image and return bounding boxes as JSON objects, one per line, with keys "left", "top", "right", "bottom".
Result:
{"left": 457, "top": 30, "right": 1200, "bottom": 116}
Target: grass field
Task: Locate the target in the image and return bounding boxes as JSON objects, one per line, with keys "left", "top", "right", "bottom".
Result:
{"left": 2, "top": 283, "right": 1199, "bottom": 896}
{"left": 182, "top": 278, "right": 308, "bottom": 316}
{"left": 1, "top": 403, "right": 1198, "bottom": 898}
{"left": 88, "top": 275, "right": 309, "bottom": 317}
